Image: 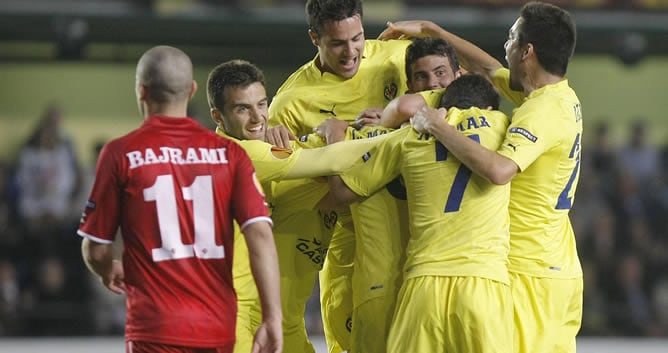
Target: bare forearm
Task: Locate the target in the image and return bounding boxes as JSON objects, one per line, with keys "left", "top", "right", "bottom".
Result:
{"left": 243, "top": 222, "right": 282, "bottom": 322}
{"left": 427, "top": 122, "right": 514, "bottom": 185}
{"left": 81, "top": 238, "right": 113, "bottom": 278}
{"left": 422, "top": 22, "right": 503, "bottom": 81}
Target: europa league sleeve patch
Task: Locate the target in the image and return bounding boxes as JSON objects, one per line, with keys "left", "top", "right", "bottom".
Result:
{"left": 270, "top": 146, "right": 293, "bottom": 159}
{"left": 509, "top": 127, "right": 538, "bottom": 143}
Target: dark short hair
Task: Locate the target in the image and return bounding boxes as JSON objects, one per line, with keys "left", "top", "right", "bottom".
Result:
{"left": 306, "top": 0, "right": 363, "bottom": 37}
{"left": 405, "top": 37, "right": 459, "bottom": 79}
{"left": 206, "top": 60, "right": 265, "bottom": 111}
{"left": 518, "top": 1, "right": 576, "bottom": 76}
{"left": 440, "top": 74, "right": 500, "bottom": 110}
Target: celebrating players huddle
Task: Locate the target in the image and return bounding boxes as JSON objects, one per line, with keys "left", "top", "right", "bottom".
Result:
{"left": 78, "top": 1, "right": 583, "bottom": 353}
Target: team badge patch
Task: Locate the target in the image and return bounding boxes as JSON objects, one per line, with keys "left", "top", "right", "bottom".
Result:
{"left": 509, "top": 127, "right": 538, "bottom": 143}
{"left": 252, "top": 172, "right": 265, "bottom": 196}
{"left": 384, "top": 82, "right": 398, "bottom": 101}
{"left": 270, "top": 146, "right": 293, "bottom": 159}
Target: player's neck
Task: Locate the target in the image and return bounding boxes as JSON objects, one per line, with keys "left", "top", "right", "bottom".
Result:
{"left": 142, "top": 101, "right": 189, "bottom": 119}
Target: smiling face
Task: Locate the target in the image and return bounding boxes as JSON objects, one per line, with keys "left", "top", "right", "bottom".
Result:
{"left": 309, "top": 14, "right": 365, "bottom": 79}
{"left": 214, "top": 81, "right": 268, "bottom": 141}
{"left": 407, "top": 54, "right": 459, "bottom": 92}
{"left": 504, "top": 18, "right": 525, "bottom": 92}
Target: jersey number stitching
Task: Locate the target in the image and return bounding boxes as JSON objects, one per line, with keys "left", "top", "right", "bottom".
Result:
{"left": 556, "top": 133, "right": 581, "bottom": 210}
{"left": 435, "top": 134, "right": 480, "bottom": 213}
{"left": 144, "top": 174, "right": 225, "bottom": 262}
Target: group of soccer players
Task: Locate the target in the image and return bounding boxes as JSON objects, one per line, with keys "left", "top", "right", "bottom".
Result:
{"left": 78, "top": 0, "right": 584, "bottom": 352}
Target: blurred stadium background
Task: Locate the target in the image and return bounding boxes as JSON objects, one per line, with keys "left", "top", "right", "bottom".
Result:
{"left": 1, "top": 0, "right": 668, "bottom": 351}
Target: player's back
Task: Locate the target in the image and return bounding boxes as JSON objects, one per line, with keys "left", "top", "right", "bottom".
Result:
{"left": 343, "top": 108, "right": 511, "bottom": 283}
{"left": 99, "top": 116, "right": 259, "bottom": 346}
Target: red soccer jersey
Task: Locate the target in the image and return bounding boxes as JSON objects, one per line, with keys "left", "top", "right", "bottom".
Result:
{"left": 77, "top": 116, "right": 271, "bottom": 347}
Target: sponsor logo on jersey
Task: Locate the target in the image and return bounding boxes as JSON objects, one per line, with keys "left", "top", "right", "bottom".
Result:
{"left": 384, "top": 82, "right": 398, "bottom": 101}
{"left": 86, "top": 200, "right": 96, "bottom": 210}
{"left": 296, "top": 237, "right": 327, "bottom": 267}
{"left": 346, "top": 317, "right": 353, "bottom": 332}
{"left": 270, "top": 146, "right": 293, "bottom": 159}
{"left": 362, "top": 152, "right": 371, "bottom": 162}
{"left": 319, "top": 105, "right": 337, "bottom": 117}
{"left": 299, "top": 135, "right": 308, "bottom": 142}
{"left": 321, "top": 210, "right": 338, "bottom": 230}
{"left": 509, "top": 127, "right": 538, "bottom": 143}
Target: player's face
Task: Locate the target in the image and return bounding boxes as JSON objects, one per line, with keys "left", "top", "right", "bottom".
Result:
{"left": 220, "top": 82, "right": 269, "bottom": 141}
{"left": 504, "top": 18, "right": 524, "bottom": 91}
{"left": 407, "top": 55, "right": 459, "bottom": 93}
{"left": 310, "top": 14, "right": 365, "bottom": 79}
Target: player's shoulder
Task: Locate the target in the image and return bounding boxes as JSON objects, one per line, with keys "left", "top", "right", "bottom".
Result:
{"left": 364, "top": 39, "right": 411, "bottom": 55}
{"left": 274, "top": 59, "right": 318, "bottom": 94}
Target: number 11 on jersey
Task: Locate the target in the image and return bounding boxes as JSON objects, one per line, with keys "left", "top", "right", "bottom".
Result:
{"left": 144, "top": 174, "right": 225, "bottom": 262}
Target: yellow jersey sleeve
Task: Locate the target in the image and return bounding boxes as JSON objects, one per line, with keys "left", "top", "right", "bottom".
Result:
{"left": 269, "top": 39, "right": 411, "bottom": 136}
{"left": 417, "top": 88, "right": 446, "bottom": 108}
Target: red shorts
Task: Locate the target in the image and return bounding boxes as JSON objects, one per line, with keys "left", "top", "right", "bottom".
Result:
{"left": 126, "top": 341, "right": 234, "bottom": 353}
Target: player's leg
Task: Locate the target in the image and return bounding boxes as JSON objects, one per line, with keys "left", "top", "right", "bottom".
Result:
{"left": 320, "top": 213, "right": 355, "bottom": 353}
{"left": 511, "top": 272, "right": 583, "bottom": 353}
{"left": 386, "top": 276, "right": 445, "bottom": 353}
{"left": 281, "top": 272, "right": 318, "bottom": 353}
{"left": 387, "top": 276, "right": 512, "bottom": 353}
{"left": 445, "top": 277, "right": 513, "bottom": 353}
{"left": 350, "top": 293, "right": 396, "bottom": 353}
{"left": 232, "top": 230, "right": 262, "bottom": 353}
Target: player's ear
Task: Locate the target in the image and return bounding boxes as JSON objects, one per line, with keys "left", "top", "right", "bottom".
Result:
{"left": 308, "top": 29, "right": 319, "bottom": 46}
{"left": 523, "top": 43, "right": 534, "bottom": 61}
{"left": 210, "top": 108, "right": 223, "bottom": 128}
{"left": 189, "top": 80, "right": 198, "bottom": 100}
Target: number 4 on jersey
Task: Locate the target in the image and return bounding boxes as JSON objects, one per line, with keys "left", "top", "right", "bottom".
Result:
{"left": 144, "top": 174, "right": 225, "bottom": 262}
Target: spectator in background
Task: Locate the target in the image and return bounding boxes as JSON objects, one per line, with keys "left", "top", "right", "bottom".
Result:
{"left": 618, "top": 119, "right": 660, "bottom": 188}
{"left": 14, "top": 104, "right": 80, "bottom": 255}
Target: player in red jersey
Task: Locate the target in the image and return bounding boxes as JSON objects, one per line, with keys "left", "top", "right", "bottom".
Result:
{"left": 77, "top": 45, "right": 282, "bottom": 353}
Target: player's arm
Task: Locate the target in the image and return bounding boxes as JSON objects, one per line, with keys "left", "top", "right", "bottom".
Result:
{"left": 284, "top": 133, "right": 390, "bottom": 179}
{"left": 378, "top": 20, "right": 503, "bottom": 82}
{"left": 243, "top": 221, "right": 283, "bottom": 353}
{"left": 411, "top": 106, "right": 518, "bottom": 185}
{"left": 315, "top": 177, "right": 365, "bottom": 210}
{"left": 81, "top": 238, "right": 125, "bottom": 295}
{"left": 380, "top": 93, "right": 428, "bottom": 128}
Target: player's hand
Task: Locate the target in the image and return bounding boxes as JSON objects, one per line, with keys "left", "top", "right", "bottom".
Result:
{"left": 353, "top": 108, "right": 383, "bottom": 129}
{"left": 378, "top": 20, "right": 436, "bottom": 40}
{"left": 314, "top": 117, "right": 348, "bottom": 144}
{"left": 102, "top": 259, "right": 126, "bottom": 295}
{"left": 265, "top": 125, "right": 296, "bottom": 149}
{"left": 251, "top": 319, "right": 283, "bottom": 353}
{"left": 410, "top": 106, "right": 447, "bottom": 133}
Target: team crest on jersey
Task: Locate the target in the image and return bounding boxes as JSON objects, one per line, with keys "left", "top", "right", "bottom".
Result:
{"left": 299, "top": 135, "right": 309, "bottom": 142}
{"left": 384, "top": 82, "right": 398, "bottom": 101}
{"left": 270, "top": 146, "right": 293, "bottom": 159}
{"left": 252, "top": 172, "right": 265, "bottom": 196}
{"left": 509, "top": 127, "right": 538, "bottom": 143}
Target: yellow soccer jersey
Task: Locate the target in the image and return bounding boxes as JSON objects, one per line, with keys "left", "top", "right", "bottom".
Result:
{"left": 417, "top": 87, "right": 446, "bottom": 108}
{"left": 493, "top": 68, "right": 583, "bottom": 279}
{"left": 343, "top": 108, "right": 511, "bottom": 283}
{"left": 269, "top": 39, "right": 411, "bottom": 137}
